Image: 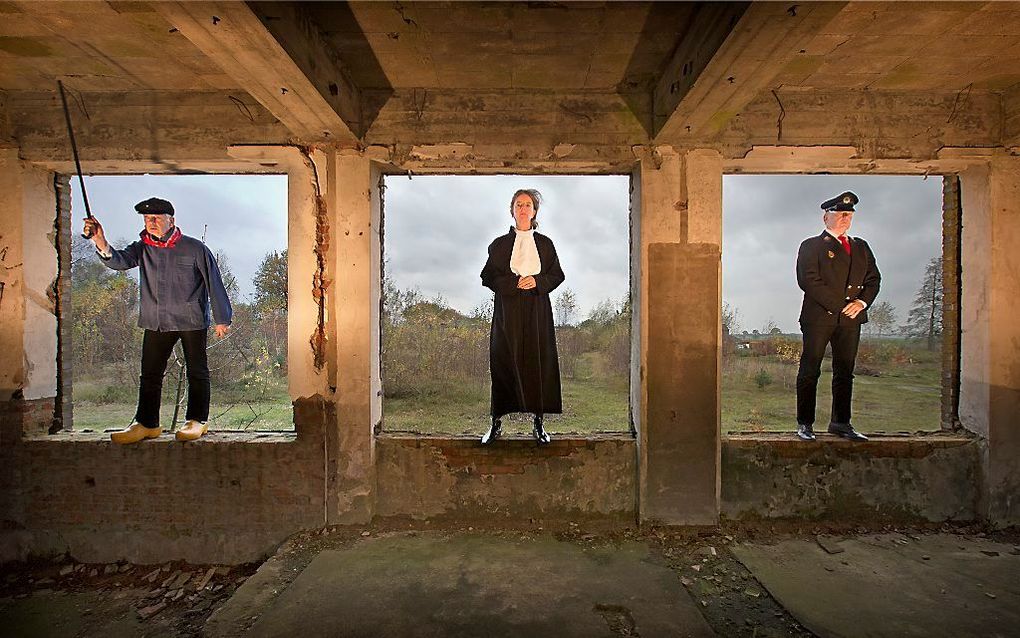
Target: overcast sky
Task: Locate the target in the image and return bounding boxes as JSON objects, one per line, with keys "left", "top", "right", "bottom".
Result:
{"left": 73, "top": 174, "right": 288, "bottom": 302}
{"left": 73, "top": 172, "right": 940, "bottom": 333}
{"left": 723, "top": 174, "right": 942, "bottom": 333}
{"left": 383, "top": 175, "right": 630, "bottom": 318}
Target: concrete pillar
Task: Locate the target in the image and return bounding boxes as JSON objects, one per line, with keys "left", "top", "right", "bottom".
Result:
{"left": 0, "top": 149, "right": 58, "bottom": 439}
{"left": 226, "top": 145, "right": 330, "bottom": 401}
{"left": 634, "top": 146, "right": 722, "bottom": 525}
{"left": 960, "top": 156, "right": 1020, "bottom": 527}
{"left": 327, "top": 149, "right": 381, "bottom": 523}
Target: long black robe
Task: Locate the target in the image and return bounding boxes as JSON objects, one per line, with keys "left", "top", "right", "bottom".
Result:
{"left": 480, "top": 228, "right": 565, "bottom": 419}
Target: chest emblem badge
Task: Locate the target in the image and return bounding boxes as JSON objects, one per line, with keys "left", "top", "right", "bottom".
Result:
{"left": 827, "top": 250, "right": 835, "bottom": 258}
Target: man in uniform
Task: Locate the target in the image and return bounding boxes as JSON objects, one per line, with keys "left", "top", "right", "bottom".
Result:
{"left": 83, "top": 197, "right": 233, "bottom": 444}
{"left": 795, "top": 191, "right": 880, "bottom": 441}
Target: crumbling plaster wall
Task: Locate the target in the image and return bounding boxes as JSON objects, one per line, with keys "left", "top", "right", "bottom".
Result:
{"left": 0, "top": 149, "right": 58, "bottom": 433}
{"left": 225, "top": 145, "right": 330, "bottom": 401}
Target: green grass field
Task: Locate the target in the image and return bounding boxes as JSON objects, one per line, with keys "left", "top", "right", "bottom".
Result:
{"left": 722, "top": 359, "right": 934, "bottom": 432}
{"left": 70, "top": 339, "right": 941, "bottom": 435}
{"left": 384, "top": 377, "right": 631, "bottom": 436}
{"left": 71, "top": 377, "right": 293, "bottom": 432}
{"left": 721, "top": 353, "right": 941, "bottom": 434}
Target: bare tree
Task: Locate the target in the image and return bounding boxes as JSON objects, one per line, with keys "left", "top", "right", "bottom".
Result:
{"left": 554, "top": 287, "right": 578, "bottom": 327}
{"left": 722, "top": 301, "right": 741, "bottom": 336}
{"left": 905, "top": 257, "right": 943, "bottom": 350}
{"left": 865, "top": 301, "right": 897, "bottom": 338}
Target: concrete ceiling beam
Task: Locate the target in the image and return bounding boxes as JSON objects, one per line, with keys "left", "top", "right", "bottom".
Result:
{"left": 654, "top": 2, "right": 847, "bottom": 142}
{"left": 8, "top": 89, "right": 291, "bottom": 167}
{"left": 652, "top": 2, "right": 749, "bottom": 138}
{"left": 151, "top": 1, "right": 360, "bottom": 144}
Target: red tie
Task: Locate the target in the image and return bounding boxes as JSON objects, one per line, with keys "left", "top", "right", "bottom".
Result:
{"left": 839, "top": 235, "right": 851, "bottom": 255}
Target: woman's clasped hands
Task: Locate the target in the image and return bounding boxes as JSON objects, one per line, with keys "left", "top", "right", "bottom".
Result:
{"left": 517, "top": 275, "right": 536, "bottom": 290}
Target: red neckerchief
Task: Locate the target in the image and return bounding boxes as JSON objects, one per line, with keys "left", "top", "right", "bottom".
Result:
{"left": 141, "top": 226, "right": 182, "bottom": 248}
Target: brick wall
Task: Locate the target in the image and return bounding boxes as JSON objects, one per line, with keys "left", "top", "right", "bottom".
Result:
{"left": 3, "top": 415, "right": 984, "bottom": 565}
{"left": 941, "top": 175, "right": 962, "bottom": 430}
{"left": 0, "top": 397, "right": 331, "bottom": 565}
{"left": 54, "top": 174, "right": 72, "bottom": 432}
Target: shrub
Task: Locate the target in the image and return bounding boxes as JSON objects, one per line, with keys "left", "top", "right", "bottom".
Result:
{"left": 754, "top": 368, "right": 773, "bottom": 390}
{"left": 772, "top": 338, "right": 801, "bottom": 364}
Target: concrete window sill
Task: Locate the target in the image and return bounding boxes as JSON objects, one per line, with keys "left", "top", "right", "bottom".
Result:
{"left": 21, "top": 430, "right": 298, "bottom": 444}
{"left": 723, "top": 431, "right": 974, "bottom": 457}
{"left": 377, "top": 432, "right": 635, "bottom": 446}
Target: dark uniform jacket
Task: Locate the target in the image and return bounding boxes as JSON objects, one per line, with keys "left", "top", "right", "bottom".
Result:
{"left": 480, "top": 228, "right": 565, "bottom": 419}
{"left": 796, "top": 231, "right": 880, "bottom": 326}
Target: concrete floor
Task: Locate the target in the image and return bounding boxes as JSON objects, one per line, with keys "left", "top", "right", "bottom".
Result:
{"left": 207, "top": 532, "right": 714, "bottom": 638}
{"left": 3, "top": 529, "right": 1019, "bottom": 637}
{"left": 732, "top": 533, "right": 1020, "bottom": 638}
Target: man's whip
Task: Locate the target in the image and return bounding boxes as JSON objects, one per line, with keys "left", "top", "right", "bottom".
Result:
{"left": 57, "top": 80, "right": 94, "bottom": 240}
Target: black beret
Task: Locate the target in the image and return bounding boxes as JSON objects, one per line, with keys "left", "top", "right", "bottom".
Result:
{"left": 134, "top": 197, "right": 174, "bottom": 215}
{"left": 820, "top": 191, "right": 858, "bottom": 212}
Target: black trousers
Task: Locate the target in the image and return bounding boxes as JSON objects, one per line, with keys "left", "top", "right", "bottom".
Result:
{"left": 796, "top": 322, "right": 861, "bottom": 426}
{"left": 134, "top": 329, "right": 210, "bottom": 428}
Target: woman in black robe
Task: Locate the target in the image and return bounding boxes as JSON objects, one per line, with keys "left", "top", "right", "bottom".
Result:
{"left": 479, "top": 189, "right": 565, "bottom": 445}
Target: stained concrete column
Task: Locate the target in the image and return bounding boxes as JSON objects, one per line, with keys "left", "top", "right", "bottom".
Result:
{"left": 326, "top": 148, "right": 382, "bottom": 523}
{"left": 634, "top": 146, "right": 722, "bottom": 525}
{"left": 960, "top": 155, "right": 1020, "bottom": 527}
{"left": 227, "top": 145, "right": 331, "bottom": 401}
{"left": 0, "top": 149, "right": 58, "bottom": 440}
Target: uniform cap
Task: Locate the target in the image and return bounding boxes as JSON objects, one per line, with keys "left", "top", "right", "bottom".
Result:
{"left": 820, "top": 191, "right": 858, "bottom": 212}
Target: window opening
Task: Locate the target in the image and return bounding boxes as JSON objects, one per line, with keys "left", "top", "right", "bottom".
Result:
{"left": 380, "top": 174, "right": 632, "bottom": 436}
{"left": 722, "top": 174, "right": 948, "bottom": 435}
{"left": 67, "top": 174, "right": 290, "bottom": 433}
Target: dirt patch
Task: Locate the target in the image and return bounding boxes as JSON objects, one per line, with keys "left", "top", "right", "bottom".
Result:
{"left": 0, "top": 556, "right": 259, "bottom": 637}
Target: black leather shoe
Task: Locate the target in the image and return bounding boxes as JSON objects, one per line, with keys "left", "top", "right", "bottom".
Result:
{"left": 828, "top": 423, "right": 868, "bottom": 441}
{"left": 796, "top": 423, "right": 816, "bottom": 441}
{"left": 481, "top": 418, "right": 502, "bottom": 445}
{"left": 533, "top": 416, "right": 551, "bottom": 445}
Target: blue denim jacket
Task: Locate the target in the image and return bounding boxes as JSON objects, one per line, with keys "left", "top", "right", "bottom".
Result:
{"left": 99, "top": 232, "right": 233, "bottom": 332}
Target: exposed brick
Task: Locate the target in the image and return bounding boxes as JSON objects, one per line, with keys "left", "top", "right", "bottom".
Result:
{"left": 941, "top": 175, "right": 962, "bottom": 430}
{"left": 0, "top": 407, "right": 330, "bottom": 564}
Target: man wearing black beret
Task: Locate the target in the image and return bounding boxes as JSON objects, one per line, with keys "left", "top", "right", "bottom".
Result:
{"left": 83, "top": 197, "right": 233, "bottom": 444}
{"left": 794, "top": 191, "right": 880, "bottom": 442}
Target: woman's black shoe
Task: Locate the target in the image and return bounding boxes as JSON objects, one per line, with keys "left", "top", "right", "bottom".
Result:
{"left": 481, "top": 418, "right": 502, "bottom": 445}
{"left": 532, "top": 415, "right": 551, "bottom": 445}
